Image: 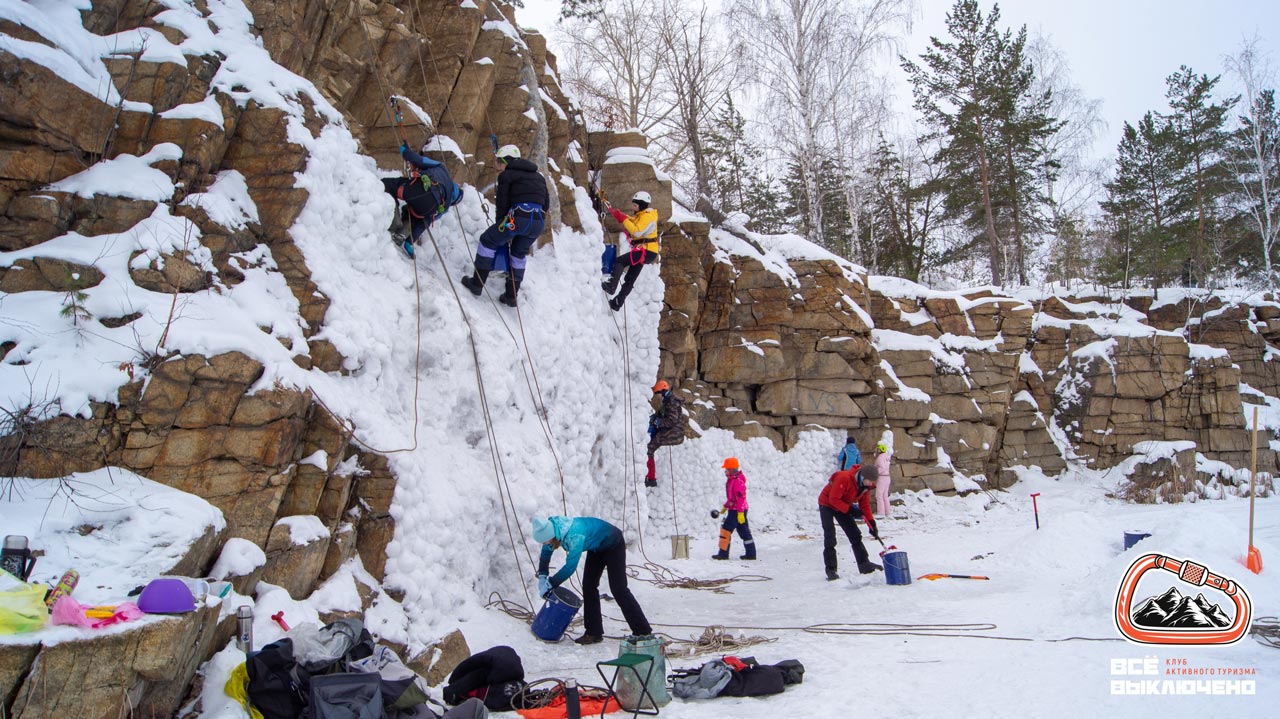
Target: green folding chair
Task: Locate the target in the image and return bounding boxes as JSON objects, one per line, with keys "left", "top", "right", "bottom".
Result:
{"left": 596, "top": 653, "right": 660, "bottom": 718}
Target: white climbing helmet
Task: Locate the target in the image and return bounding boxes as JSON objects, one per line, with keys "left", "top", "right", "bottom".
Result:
{"left": 632, "top": 190, "right": 652, "bottom": 204}
{"left": 496, "top": 144, "right": 521, "bottom": 161}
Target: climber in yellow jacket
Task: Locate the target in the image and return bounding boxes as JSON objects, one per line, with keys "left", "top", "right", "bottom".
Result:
{"left": 601, "top": 190, "right": 660, "bottom": 311}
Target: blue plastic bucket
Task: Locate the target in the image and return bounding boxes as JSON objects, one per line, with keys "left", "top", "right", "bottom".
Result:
{"left": 883, "top": 550, "right": 911, "bottom": 585}
{"left": 1123, "top": 531, "right": 1152, "bottom": 551}
{"left": 531, "top": 586, "right": 582, "bottom": 641}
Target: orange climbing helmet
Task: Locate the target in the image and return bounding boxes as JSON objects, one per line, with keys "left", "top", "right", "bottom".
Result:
{"left": 652, "top": 380, "right": 670, "bottom": 393}
{"left": 722, "top": 457, "right": 739, "bottom": 470}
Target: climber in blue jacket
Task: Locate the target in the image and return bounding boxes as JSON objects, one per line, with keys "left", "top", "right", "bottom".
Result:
{"left": 382, "top": 142, "right": 463, "bottom": 259}
{"left": 837, "top": 434, "right": 862, "bottom": 471}
{"left": 532, "top": 515, "right": 652, "bottom": 645}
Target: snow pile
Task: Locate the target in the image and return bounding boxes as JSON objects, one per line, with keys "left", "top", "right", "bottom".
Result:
{"left": 0, "top": 468, "right": 224, "bottom": 606}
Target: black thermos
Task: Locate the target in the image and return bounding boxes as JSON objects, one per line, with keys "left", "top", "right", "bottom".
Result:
{"left": 565, "top": 678, "right": 580, "bottom": 719}
{"left": 1, "top": 535, "right": 36, "bottom": 581}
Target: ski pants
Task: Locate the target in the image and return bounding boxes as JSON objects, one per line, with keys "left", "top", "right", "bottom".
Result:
{"left": 382, "top": 177, "right": 438, "bottom": 243}
{"left": 476, "top": 206, "right": 544, "bottom": 282}
{"left": 582, "top": 539, "right": 652, "bottom": 637}
{"left": 606, "top": 247, "right": 658, "bottom": 305}
{"left": 719, "top": 510, "right": 755, "bottom": 557}
{"left": 820, "top": 505, "right": 871, "bottom": 572}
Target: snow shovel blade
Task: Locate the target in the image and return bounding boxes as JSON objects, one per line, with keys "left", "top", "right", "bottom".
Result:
{"left": 1246, "top": 545, "right": 1263, "bottom": 574}
{"left": 917, "top": 573, "right": 989, "bottom": 581}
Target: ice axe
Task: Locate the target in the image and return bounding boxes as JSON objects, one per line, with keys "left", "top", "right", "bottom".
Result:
{"left": 917, "top": 574, "right": 990, "bottom": 581}
{"left": 1030, "top": 492, "right": 1041, "bottom": 530}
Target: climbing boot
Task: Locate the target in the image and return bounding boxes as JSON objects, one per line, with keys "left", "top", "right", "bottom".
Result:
{"left": 858, "top": 561, "right": 883, "bottom": 574}
{"left": 608, "top": 296, "right": 624, "bottom": 312}
{"left": 498, "top": 278, "right": 520, "bottom": 307}
{"left": 602, "top": 276, "right": 619, "bottom": 294}
{"left": 460, "top": 271, "right": 486, "bottom": 296}
{"left": 826, "top": 569, "right": 840, "bottom": 581}
{"left": 712, "top": 550, "right": 729, "bottom": 560}
{"left": 399, "top": 237, "right": 415, "bottom": 260}
{"left": 573, "top": 633, "right": 603, "bottom": 645}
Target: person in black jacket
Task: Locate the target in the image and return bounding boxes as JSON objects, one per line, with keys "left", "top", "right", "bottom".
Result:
{"left": 460, "top": 144, "right": 549, "bottom": 307}
{"left": 382, "top": 142, "right": 463, "bottom": 259}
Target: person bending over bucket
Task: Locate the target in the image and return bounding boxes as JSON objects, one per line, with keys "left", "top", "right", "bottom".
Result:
{"left": 532, "top": 516, "right": 653, "bottom": 645}
{"left": 818, "top": 464, "right": 882, "bottom": 581}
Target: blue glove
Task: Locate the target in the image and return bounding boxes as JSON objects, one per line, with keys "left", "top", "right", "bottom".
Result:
{"left": 538, "top": 574, "right": 551, "bottom": 598}
{"left": 399, "top": 142, "right": 410, "bottom": 159}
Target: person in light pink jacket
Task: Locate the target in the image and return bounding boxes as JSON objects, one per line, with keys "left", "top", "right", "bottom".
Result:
{"left": 874, "top": 442, "right": 892, "bottom": 518}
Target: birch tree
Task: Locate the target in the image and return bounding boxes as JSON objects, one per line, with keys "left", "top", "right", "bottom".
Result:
{"left": 1226, "top": 38, "right": 1280, "bottom": 290}
{"left": 730, "top": 0, "right": 912, "bottom": 246}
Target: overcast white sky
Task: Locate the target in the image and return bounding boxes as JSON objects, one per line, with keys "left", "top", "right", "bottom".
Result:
{"left": 516, "top": 0, "right": 1280, "bottom": 161}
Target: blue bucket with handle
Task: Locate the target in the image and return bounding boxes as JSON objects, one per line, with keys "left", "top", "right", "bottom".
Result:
{"left": 882, "top": 550, "right": 911, "bottom": 585}
{"left": 531, "top": 586, "right": 581, "bottom": 641}
{"left": 1123, "top": 531, "right": 1152, "bottom": 551}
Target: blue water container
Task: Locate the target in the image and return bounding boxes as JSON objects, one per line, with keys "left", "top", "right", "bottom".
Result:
{"left": 531, "top": 586, "right": 582, "bottom": 641}
{"left": 1123, "top": 531, "right": 1152, "bottom": 550}
{"left": 883, "top": 550, "right": 911, "bottom": 585}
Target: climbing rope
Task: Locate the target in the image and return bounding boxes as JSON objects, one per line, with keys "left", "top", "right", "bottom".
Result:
{"left": 1252, "top": 616, "right": 1280, "bottom": 648}
{"left": 626, "top": 562, "right": 770, "bottom": 594}
{"left": 421, "top": 224, "right": 538, "bottom": 608}
{"left": 660, "top": 625, "right": 778, "bottom": 658}
{"left": 444, "top": 204, "right": 572, "bottom": 515}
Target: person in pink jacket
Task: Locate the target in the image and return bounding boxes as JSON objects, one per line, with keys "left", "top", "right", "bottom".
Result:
{"left": 874, "top": 441, "right": 892, "bottom": 518}
{"left": 712, "top": 458, "right": 756, "bottom": 560}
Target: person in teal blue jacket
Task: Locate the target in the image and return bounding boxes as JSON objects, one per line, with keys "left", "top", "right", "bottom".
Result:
{"left": 532, "top": 516, "right": 652, "bottom": 645}
{"left": 837, "top": 434, "right": 861, "bottom": 470}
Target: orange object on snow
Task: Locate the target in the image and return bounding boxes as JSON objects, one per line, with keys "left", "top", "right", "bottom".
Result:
{"left": 517, "top": 694, "right": 622, "bottom": 719}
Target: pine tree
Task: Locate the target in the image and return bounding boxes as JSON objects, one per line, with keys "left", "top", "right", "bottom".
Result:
{"left": 860, "top": 136, "right": 943, "bottom": 281}
{"left": 782, "top": 156, "right": 852, "bottom": 255}
{"left": 704, "top": 97, "right": 759, "bottom": 216}
{"left": 1100, "top": 114, "right": 1189, "bottom": 287}
{"left": 902, "top": 0, "right": 1060, "bottom": 285}
{"left": 1164, "top": 66, "right": 1239, "bottom": 284}
{"left": 743, "top": 172, "right": 791, "bottom": 235}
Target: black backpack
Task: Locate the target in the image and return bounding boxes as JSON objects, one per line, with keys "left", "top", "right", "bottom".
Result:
{"left": 247, "top": 639, "right": 311, "bottom": 719}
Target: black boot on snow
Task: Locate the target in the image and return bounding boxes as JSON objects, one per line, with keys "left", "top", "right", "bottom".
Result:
{"left": 460, "top": 273, "right": 483, "bottom": 296}
{"left": 826, "top": 569, "right": 840, "bottom": 581}
{"left": 858, "top": 561, "right": 883, "bottom": 574}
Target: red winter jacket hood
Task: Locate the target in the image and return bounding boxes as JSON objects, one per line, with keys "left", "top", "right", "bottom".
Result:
{"left": 819, "top": 466, "right": 874, "bottom": 524}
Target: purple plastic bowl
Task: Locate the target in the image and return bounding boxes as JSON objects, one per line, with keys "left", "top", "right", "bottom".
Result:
{"left": 137, "top": 578, "right": 196, "bottom": 614}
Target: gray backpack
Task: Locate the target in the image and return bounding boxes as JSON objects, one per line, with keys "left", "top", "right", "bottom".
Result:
{"left": 670, "top": 659, "right": 733, "bottom": 700}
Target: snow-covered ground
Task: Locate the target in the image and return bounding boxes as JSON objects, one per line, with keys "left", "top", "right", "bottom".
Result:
{"left": 397, "top": 468, "right": 1280, "bottom": 718}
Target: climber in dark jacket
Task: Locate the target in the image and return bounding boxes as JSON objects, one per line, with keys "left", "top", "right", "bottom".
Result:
{"left": 460, "top": 144, "right": 549, "bottom": 307}
{"left": 383, "top": 142, "right": 463, "bottom": 259}
{"left": 644, "top": 380, "right": 685, "bottom": 487}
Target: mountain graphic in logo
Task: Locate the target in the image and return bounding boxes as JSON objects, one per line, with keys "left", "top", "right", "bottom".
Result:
{"left": 1132, "top": 586, "right": 1231, "bottom": 628}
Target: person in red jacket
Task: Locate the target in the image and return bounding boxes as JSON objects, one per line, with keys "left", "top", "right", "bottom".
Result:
{"left": 818, "top": 464, "right": 881, "bottom": 580}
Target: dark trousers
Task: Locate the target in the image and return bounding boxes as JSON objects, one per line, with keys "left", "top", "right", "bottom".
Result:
{"left": 582, "top": 540, "right": 651, "bottom": 637}
{"left": 382, "top": 178, "right": 435, "bottom": 242}
{"left": 820, "top": 505, "right": 871, "bottom": 571}
{"left": 720, "top": 510, "right": 755, "bottom": 556}
{"left": 606, "top": 247, "right": 657, "bottom": 305}
{"left": 476, "top": 208, "right": 545, "bottom": 282}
